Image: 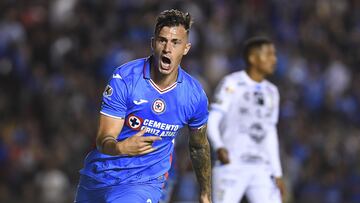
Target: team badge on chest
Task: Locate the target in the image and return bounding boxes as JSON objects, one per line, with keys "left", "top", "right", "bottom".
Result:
{"left": 152, "top": 98, "right": 166, "bottom": 114}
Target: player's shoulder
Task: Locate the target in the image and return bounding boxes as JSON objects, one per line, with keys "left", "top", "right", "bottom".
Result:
{"left": 112, "top": 57, "right": 146, "bottom": 80}
{"left": 263, "top": 79, "right": 278, "bottom": 90}
{"left": 179, "top": 70, "right": 208, "bottom": 111}
{"left": 220, "top": 70, "right": 244, "bottom": 86}
{"left": 263, "top": 79, "right": 279, "bottom": 95}
{"left": 179, "top": 69, "right": 208, "bottom": 105}
{"left": 180, "top": 69, "right": 205, "bottom": 92}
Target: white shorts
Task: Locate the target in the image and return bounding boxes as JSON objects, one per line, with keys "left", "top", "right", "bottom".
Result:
{"left": 213, "top": 163, "right": 282, "bottom": 203}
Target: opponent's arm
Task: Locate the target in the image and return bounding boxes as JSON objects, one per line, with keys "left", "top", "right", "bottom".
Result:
{"left": 189, "top": 125, "right": 212, "bottom": 203}
{"left": 96, "top": 114, "right": 161, "bottom": 156}
{"left": 208, "top": 78, "right": 233, "bottom": 165}
{"left": 267, "top": 87, "right": 286, "bottom": 199}
{"left": 207, "top": 110, "right": 229, "bottom": 164}
{"left": 267, "top": 125, "right": 286, "bottom": 199}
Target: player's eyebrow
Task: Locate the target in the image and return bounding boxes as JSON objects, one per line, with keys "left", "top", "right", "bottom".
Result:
{"left": 157, "top": 36, "right": 183, "bottom": 44}
{"left": 157, "top": 36, "right": 167, "bottom": 41}
{"left": 171, "top": 39, "right": 182, "bottom": 43}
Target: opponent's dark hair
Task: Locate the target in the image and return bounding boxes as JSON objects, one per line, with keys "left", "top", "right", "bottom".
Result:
{"left": 154, "top": 9, "right": 192, "bottom": 36}
{"left": 243, "top": 36, "right": 273, "bottom": 66}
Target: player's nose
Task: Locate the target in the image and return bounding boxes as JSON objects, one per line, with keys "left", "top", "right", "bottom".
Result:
{"left": 163, "top": 42, "right": 171, "bottom": 53}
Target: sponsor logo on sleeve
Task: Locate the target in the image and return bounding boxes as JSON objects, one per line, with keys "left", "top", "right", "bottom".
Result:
{"left": 225, "top": 86, "right": 235, "bottom": 93}
{"left": 103, "top": 85, "right": 113, "bottom": 97}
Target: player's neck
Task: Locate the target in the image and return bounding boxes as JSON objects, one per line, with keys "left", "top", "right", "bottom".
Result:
{"left": 150, "top": 64, "right": 178, "bottom": 90}
{"left": 246, "top": 68, "right": 265, "bottom": 83}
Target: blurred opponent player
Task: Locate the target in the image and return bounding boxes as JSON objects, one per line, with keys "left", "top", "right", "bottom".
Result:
{"left": 75, "top": 9, "right": 211, "bottom": 203}
{"left": 208, "top": 36, "right": 286, "bottom": 203}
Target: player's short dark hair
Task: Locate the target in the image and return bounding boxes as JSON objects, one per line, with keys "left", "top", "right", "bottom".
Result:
{"left": 243, "top": 36, "right": 273, "bottom": 66}
{"left": 154, "top": 9, "right": 192, "bottom": 36}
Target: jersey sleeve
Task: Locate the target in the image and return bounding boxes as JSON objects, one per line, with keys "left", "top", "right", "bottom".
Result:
{"left": 270, "top": 86, "right": 280, "bottom": 125}
{"left": 210, "top": 77, "right": 234, "bottom": 113}
{"left": 266, "top": 126, "right": 283, "bottom": 177}
{"left": 100, "top": 75, "right": 128, "bottom": 119}
{"left": 207, "top": 110, "right": 225, "bottom": 150}
{"left": 188, "top": 89, "right": 209, "bottom": 129}
{"left": 266, "top": 86, "right": 282, "bottom": 177}
{"left": 207, "top": 77, "right": 234, "bottom": 150}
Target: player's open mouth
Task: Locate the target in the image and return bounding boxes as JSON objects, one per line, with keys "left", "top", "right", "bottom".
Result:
{"left": 160, "top": 56, "right": 171, "bottom": 70}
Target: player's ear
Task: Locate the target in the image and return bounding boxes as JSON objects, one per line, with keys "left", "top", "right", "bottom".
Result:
{"left": 151, "top": 37, "right": 155, "bottom": 51}
{"left": 183, "top": 42, "right": 191, "bottom": 55}
{"left": 249, "top": 54, "right": 256, "bottom": 66}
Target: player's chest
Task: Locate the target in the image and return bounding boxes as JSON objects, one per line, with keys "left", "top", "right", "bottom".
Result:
{"left": 231, "top": 85, "right": 275, "bottom": 119}
{"left": 123, "top": 83, "right": 191, "bottom": 138}
{"left": 125, "top": 81, "right": 191, "bottom": 125}
{"left": 128, "top": 89, "right": 184, "bottom": 115}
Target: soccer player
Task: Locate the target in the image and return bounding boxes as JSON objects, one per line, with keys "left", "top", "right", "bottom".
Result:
{"left": 75, "top": 9, "right": 211, "bottom": 203}
{"left": 208, "top": 37, "right": 286, "bottom": 203}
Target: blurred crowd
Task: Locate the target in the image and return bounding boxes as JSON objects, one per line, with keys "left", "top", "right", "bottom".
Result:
{"left": 0, "top": 0, "right": 360, "bottom": 202}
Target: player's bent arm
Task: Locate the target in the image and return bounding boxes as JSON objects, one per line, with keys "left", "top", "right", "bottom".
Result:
{"left": 207, "top": 109, "right": 226, "bottom": 150}
{"left": 96, "top": 114, "right": 162, "bottom": 156}
{"left": 267, "top": 86, "right": 282, "bottom": 177}
{"left": 96, "top": 114, "right": 124, "bottom": 156}
{"left": 266, "top": 125, "right": 282, "bottom": 178}
{"left": 189, "top": 125, "right": 212, "bottom": 203}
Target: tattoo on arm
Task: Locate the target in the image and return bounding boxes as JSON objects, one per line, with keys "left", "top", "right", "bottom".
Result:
{"left": 96, "top": 135, "right": 118, "bottom": 155}
{"left": 189, "top": 125, "right": 212, "bottom": 199}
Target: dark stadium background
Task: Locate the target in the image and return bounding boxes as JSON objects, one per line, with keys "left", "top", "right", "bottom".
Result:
{"left": 0, "top": 0, "right": 359, "bottom": 202}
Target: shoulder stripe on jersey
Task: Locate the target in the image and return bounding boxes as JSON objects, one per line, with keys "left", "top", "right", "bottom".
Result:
{"left": 189, "top": 124, "right": 207, "bottom": 130}
{"left": 149, "top": 79, "right": 178, "bottom": 94}
{"left": 100, "top": 111, "right": 124, "bottom": 119}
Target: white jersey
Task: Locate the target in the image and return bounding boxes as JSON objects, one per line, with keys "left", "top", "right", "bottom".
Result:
{"left": 208, "top": 70, "right": 282, "bottom": 177}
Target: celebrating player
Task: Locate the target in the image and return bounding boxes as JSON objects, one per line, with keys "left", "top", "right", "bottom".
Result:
{"left": 75, "top": 9, "right": 211, "bottom": 203}
{"left": 208, "top": 36, "right": 285, "bottom": 203}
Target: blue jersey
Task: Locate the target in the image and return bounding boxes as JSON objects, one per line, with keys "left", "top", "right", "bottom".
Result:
{"left": 79, "top": 57, "right": 208, "bottom": 188}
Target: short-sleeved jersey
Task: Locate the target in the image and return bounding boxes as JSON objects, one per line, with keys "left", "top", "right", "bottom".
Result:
{"left": 80, "top": 57, "right": 208, "bottom": 188}
{"left": 211, "top": 70, "right": 279, "bottom": 165}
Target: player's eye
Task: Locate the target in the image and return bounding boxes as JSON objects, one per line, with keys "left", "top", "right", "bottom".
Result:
{"left": 172, "top": 40, "right": 181, "bottom": 46}
{"left": 157, "top": 38, "right": 166, "bottom": 44}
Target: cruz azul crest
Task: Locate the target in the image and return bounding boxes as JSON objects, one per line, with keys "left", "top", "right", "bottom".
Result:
{"left": 152, "top": 99, "right": 166, "bottom": 114}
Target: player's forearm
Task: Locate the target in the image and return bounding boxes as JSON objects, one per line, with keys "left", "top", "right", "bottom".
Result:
{"left": 96, "top": 115, "right": 125, "bottom": 156}
{"left": 189, "top": 126, "right": 212, "bottom": 200}
{"left": 190, "top": 142, "right": 212, "bottom": 199}
{"left": 96, "top": 135, "right": 119, "bottom": 156}
{"left": 267, "top": 126, "right": 283, "bottom": 177}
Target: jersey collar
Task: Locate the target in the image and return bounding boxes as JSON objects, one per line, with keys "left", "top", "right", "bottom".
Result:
{"left": 143, "top": 55, "right": 184, "bottom": 83}
{"left": 242, "top": 70, "right": 265, "bottom": 86}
